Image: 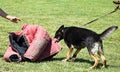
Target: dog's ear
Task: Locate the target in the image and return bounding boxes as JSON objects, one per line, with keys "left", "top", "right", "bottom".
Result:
{"left": 60, "top": 25, "right": 64, "bottom": 29}
{"left": 58, "top": 25, "right": 64, "bottom": 31}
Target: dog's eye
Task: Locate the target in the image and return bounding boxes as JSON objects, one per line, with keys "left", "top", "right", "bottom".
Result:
{"left": 58, "top": 32, "right": 61, "bottom": 34}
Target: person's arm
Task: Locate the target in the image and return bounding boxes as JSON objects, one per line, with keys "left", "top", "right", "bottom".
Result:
{"left": 0, "top": 8, "right": 20, "bottom": 23}
{"left": 0, "top": 8, "right": 8, "bottom": 18}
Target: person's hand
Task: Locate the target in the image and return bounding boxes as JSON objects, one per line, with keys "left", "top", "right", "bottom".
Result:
{"left": 6, "top": 15, "right": 21, "bottom": 23}
{"left": 113, "top": 0, "right": 120, "bottom": 10}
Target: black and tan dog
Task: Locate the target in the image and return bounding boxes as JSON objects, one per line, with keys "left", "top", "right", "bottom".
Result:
{"left": 54, "top": 25, "right": 118, "bottom": 69}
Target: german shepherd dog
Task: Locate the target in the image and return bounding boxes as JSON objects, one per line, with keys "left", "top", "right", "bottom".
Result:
{"left": 54, "top": 25, "right": 118, "bottom": 69}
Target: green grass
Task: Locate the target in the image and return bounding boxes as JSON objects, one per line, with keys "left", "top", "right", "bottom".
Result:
{"left": 0, "top": 0, "right": 120, "bottom": 72}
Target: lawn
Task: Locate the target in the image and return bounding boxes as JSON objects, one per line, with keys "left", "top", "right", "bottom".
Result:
{"left": 0, "top": 0, "right": 120, "bottom": 72}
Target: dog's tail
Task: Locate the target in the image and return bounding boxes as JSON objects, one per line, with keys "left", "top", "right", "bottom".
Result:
{"left": 99, "top": 26, "right": 118, "bottom": 40}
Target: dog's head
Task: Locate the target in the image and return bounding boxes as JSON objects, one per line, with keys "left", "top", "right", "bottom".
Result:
{"left": 54, "top": 25, "right": 64, "bottom": 42}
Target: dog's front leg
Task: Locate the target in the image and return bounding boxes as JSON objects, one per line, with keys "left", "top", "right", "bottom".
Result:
{"left": 62, "top": 48, "right": 73, "bottom": 62}
{"left": 71, "top": 49, "right": 81, "bottom": 62}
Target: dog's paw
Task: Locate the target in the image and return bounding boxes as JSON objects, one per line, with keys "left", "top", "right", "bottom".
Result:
{"left": 89, "top": 66, "right": 96, "bottom": 69}
{"left": 62, "top": 59, "right": 68, "bottom": 62}
{"left": 89, "top": 67, "right": 93, "bottom": 69}
{"left": 101, "top": 65, "right": 107, "bottom": 68}
{"left": 87, "top": 67, "right": 94, "bottom": 71}
{"left": 70, "top": 58, "right": 76, "bottom": 62}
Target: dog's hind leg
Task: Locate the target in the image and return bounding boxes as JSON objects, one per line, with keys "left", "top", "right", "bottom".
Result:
{"left": 63, "top": 48, "right": 73, "bottom": 62}
{"left": 98, "top": 44, "right": 107, "bottom": 68}
{"left": 100, "top": 53, "right": 107, "bottom": 68}
{"left": 90, "top": 54, "right": 99, "bottom": 69}
{"left": 71, "top": 48, "right": 81, "bottom": 62}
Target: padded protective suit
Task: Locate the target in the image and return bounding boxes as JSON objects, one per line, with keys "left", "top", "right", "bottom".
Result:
{"left": 3, "top": 24, "right": 61, "bottom": 62}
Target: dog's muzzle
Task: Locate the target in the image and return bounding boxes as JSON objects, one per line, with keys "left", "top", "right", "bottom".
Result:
{"left": 55, "top": 37, "right": 60, "bottom": 42}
